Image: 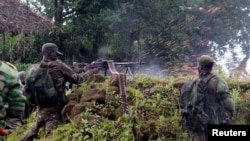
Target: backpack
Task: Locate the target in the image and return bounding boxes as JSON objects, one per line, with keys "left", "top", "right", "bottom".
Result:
{"left": 179, "top": 74, "right": 232, "bottom": 132}
{"left": 24, "top": 61, "right": 58, "bottom": 106}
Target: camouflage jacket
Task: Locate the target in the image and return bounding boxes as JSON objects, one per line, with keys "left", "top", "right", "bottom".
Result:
{"left": 0, "top": 61, "right": 26, "bottom": 129}
{"left": 198, "top": 72, "right": 234, "bottom": 125}
{"left": 46, "top": 59, "right": 90, "bottom": 103}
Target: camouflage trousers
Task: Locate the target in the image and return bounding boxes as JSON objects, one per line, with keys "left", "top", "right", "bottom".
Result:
{"left": 5, "top": 117, "right": 23, "bottom": 133}
{"left": 19, "top": 106, "right": 61, "bottom": 141}
{"left": 190, "top": 131, "right": 207, "bottom": 141}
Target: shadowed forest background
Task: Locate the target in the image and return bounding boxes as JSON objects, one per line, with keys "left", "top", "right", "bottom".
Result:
{"left": 1, "top": 0, "right": 250, "bottom": 78}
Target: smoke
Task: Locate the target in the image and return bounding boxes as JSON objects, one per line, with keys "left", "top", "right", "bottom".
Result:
{"left": 98, "top": 46, "right": 109, "bottom": 60}
{"left": 96, "top": 45, "right": 167, "bottom": 77}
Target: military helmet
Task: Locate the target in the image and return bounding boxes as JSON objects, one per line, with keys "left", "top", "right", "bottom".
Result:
{"left": 41, "top": 43, "right": 63, "bottom": 56}
{"left": 197, "top": 55, "right": 214, "bottom": 66}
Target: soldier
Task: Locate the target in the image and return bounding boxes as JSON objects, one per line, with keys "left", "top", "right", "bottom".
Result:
{"left": 187, "top": 55, "right": 235, "bottom": 141}
{"left": 19, "top": 43, "right": 99, "bottom": 141}
{"left": 0, "top": 61, "right": 26, "bottom": 141}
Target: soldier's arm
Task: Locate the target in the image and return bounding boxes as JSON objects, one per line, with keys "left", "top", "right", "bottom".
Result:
{"left": 217, "top": 78, "right": 235, "bottom": 115}
{"left": 60, "top": 62, "right": 92, "bottom": 84}
{"left": 6, "top": 72, "right": 26, "bottom": 119}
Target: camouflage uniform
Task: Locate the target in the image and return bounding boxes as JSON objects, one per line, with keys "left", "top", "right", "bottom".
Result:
{"left": 190, "top": 55, "right": 234, "bottom": 141}
{"left": 0, "top": 61, "right": 26, "bottom": 141}
{"left": 20, "top": 44, "right": 92, "bottom": 141}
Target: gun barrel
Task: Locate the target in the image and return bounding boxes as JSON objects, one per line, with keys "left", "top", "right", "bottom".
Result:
{"left": 114, "top": 62, "right": 146, "bottom": 66}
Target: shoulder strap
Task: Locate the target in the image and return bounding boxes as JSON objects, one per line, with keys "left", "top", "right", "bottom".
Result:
{"left": 203, "top": 74, "right": 217, "bottom": 116}
{"left": 193, "top": 74, "right": 216, "bottom": 108}
{"left": 203, "top": 74, "right": 216, "bottom": 84}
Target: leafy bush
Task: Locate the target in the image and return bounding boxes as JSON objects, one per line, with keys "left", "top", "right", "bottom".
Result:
{"left": 14, "top": 61, "right": 32, "bottom": 71}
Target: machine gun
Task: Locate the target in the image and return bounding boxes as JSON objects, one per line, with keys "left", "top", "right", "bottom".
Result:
{"left": 92, "top": 60, "right": 147, "bottom": 75}
{"left": 88, "top": 59, "right": 146, "bottom": 114}
{"left": 71, "top": 60, "right": 146, "bottom": 115}
{"left": 72, "top": 60, "right": 146, "bottom": 75}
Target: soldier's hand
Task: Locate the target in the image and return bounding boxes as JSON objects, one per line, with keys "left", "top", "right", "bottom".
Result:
{"left": 92, "top": 68, "right": 100, "bottom": 74}
{"left": 82, "top": 63, "right": 91, "bottom": 71}
{"left": 85, "top": 68, "right": 100, "bottom": 76}
{"left": 73, "top": 62, "right": 89, "bottom": 73}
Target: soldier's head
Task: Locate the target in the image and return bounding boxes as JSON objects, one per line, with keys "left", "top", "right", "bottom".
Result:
{"left": 42, "top": 43, "right": 63, "bottom": 61}
{"left": 197, "top": 55, "right": 214, "bottom": 73}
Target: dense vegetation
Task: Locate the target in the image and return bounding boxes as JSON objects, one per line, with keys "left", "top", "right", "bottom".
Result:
{"left": 0, "top": 0, "right": 250, "bottom": 76}
{"left": 8, "top": 70, "right": 250, "bottom": 141}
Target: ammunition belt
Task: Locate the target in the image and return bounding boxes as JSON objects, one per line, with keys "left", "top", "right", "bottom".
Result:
{"left": 107, "top": 61, "right": 129, "bottom": 114}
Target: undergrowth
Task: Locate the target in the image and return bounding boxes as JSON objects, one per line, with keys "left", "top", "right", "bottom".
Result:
{"left": 8, "top": 73, "right": 250, "bottom": 141}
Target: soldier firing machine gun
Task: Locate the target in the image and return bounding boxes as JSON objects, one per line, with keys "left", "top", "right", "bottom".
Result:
{"left": 71, "top": 59, "right": 146, "bottom": 115}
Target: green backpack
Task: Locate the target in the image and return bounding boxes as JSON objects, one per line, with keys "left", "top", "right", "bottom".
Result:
{"left": 179, "top": 74, "right": 232, "bottom": 132}
{"left": 24, "top": 61, "right": 58, "bottom": 106}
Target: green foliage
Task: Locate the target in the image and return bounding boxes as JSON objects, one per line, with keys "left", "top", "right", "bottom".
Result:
{"left": 7, "top": 112, "right": 36, "bottom": 141}
{"left": 0, "top": 33, "right": 38, "bottom": 63}
{"left": 12, "top": 0, "right": 250, "bottom": 74}
{"left": 231, "top": 87, "right": 249, "bottom": 124}
{"left": 9, "top": 73, "right": 250, "bottom": 141}
{"left": 14, "top": 62, "right": 32, "bottom": 71}
{"left": 232, "top": 88, "right": 243, "bottom": 105}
